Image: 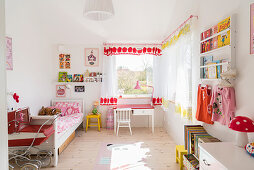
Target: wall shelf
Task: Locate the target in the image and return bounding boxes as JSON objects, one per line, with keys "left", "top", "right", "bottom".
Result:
{"left": 200, "top": 28, "right": 230, "bottom": 43}
{"left": 200, "top": 15, "right": 236, "bottom": 80}
{"left": 200, "top": 62, "right": 228, "bottom": 68}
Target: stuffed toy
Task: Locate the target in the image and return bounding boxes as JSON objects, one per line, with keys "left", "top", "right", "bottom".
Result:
{"left": 39, "top": 106, "right": 61, "bottom": 115}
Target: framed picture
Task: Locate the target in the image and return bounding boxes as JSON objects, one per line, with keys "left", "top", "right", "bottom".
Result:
{"left": 6, "top": 36, "right": 13, "bottom": 70}
{"left": 58, "top": 72, "right": 68, "bottom": 82}
{"left": 59, "top": 54, "right": 71, "bottom": 69}
{"left": 75, "top": 86, "right": 85, "bottom": 92}
{"left": 73, "top": 74, "right": 84, "bottom": 82}
{"left": 56, "top": 85, "right": 66, "bottom": 97}
{"left": 85, "top": 48, "right": 99, "bottom": 67}
{"left": 251, "top": 3, "right": 254, "bottom": 54}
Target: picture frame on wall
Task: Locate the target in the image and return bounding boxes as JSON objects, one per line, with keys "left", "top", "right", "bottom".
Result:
{"left": 85, "top": 48, "right": 99, "bottom": 67}
{"left": 6, "top": 36, "right": 13, "bottom": 70}
{"left": 56, "top": 85, "right": 66, "bottom": 97}
{"left": 75, "top": 86, "right": 85, "bottom": 92}
{"left": 250, "top": 3, "right": 254, "bottom": 54}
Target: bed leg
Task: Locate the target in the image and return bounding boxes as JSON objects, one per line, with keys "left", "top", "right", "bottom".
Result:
{"left": 53, "top": 147, "right": 58, "bottom": 167}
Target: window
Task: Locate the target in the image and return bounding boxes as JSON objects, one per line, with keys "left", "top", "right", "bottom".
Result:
{"left": 116, "top": 54, "right": 153, "bottom": 97}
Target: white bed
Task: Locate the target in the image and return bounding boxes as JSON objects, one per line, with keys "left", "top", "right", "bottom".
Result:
{"left": 31, "top": 99, "right": 85, "bottom": 167}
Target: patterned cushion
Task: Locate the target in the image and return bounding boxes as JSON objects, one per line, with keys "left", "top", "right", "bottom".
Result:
{"left": 54, "top": 102, "right": 81, "bottom": 116}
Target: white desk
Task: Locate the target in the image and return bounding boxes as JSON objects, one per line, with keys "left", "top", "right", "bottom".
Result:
{"left": 113, "top": 104, "right": 155, "bottom": 134}
{"left": 199, "top": 142, "right": 254, "bottom": 170}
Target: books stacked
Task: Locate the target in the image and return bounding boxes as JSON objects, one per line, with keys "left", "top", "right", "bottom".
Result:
{"left": 202, "top": 56, "right": 229, "bottom": 79}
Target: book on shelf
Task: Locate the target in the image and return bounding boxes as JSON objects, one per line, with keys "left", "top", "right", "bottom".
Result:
{"left": 203, "top": 56, "right": 213, "bottom": 79}
{"left": 218, "top": 30, "right": 230, "bottom": 48}
{"left": 213, "top": 60, "right": 221, "bottom": 78}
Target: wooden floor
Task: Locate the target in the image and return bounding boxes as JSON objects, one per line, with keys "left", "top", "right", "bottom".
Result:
{"left": 45, "top": 128, "right": 179, "bottom": 170}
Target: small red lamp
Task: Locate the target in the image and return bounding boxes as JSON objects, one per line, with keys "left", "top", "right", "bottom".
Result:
{"left": 134, "top": 81, "right": 154, "bottom": 104}
{"left": 228, "top": 116, "right": 254, "bottom": 147}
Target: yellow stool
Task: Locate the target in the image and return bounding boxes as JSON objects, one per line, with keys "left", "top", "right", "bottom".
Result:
{"left": 175, "top": 145, "right": 187, "bottom": 170}
{"left": 86, "top": 113, "right": 102, "bottom": 132}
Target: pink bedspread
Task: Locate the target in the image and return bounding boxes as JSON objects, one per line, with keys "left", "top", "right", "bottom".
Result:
{"left": 57, "top": 113, "right": 83, "bottom": 134}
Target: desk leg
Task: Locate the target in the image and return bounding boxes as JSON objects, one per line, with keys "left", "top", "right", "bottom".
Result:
{"left": 114, "top": 110, "right": 116, "bottom": 134}
{"left": 152, "top": 112, "right": 154, "bottom": 134}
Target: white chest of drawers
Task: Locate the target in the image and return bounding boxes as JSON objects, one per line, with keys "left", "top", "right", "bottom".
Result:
{"left": 199, "top": 142, "right": 254, "bottom": 170}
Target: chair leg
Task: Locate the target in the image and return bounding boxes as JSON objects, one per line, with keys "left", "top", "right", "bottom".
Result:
{"left": 129, "top": 123, "right": 132, "bottom": 135}
{"left": 117, "top": 123, "right": 120, "bottom": 136}
{"left": 98, "top": 118, "right": 100, "bottom": 131}
{"left": 86, "top": 118, "right": 89, "bottom": 132}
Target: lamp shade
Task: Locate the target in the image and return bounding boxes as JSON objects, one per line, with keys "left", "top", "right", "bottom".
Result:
{"left": 84, "top": 0, "right": 114, "bottom": 21}
{"left": 134, "top": 81, "right": 141, "bottom": 90}
{"left": 228, "top": 116, "right": 254, "bottom": 132}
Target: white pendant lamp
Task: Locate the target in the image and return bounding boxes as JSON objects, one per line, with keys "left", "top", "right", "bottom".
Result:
{"left": 84, "top": 0, "right": 114, "bottom": 21}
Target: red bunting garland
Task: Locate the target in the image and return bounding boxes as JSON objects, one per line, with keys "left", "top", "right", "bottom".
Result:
{"left": 104, "top": 46, "right": 162, "bottom": 56}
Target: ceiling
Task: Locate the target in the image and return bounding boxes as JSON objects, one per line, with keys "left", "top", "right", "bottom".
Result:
{"left": 6, "top": 0, "right": 195, "bottom": 44}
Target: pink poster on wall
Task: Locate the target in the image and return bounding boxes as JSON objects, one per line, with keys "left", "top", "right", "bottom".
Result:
{"left": 6, "top": 36, "right": 13, "bottom": 70}
{"left": 250, "top": 4, "right": 254, "bottom": 54}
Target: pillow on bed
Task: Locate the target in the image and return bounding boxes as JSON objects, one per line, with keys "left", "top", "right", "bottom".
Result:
{"left": 54, "top": 102, "right": 81, "bottom": 116}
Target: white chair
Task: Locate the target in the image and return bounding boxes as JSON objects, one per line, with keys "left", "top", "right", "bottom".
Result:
{"left": 116, "top": 109, "right": 132, "bottom": 136}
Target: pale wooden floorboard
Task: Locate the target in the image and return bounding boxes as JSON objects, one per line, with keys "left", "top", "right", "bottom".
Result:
{"left": 44, "top": 127, "right": 179, "bottom": 170}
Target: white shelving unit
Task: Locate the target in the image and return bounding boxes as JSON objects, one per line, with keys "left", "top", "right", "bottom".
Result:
{"left": 200, "top": 15, "right": 236, "bottom": 81}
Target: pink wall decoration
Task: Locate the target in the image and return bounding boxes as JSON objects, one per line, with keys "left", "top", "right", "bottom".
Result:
{"left": 6, "top": 36, "right": 13, "bottom": 70}
{"left": 251, "top": 4, "right": 254, "bottom": 54}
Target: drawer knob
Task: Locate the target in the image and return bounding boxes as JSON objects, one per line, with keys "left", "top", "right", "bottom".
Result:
{"left": 203, "top": 159, "right": 211, "bottom": 166}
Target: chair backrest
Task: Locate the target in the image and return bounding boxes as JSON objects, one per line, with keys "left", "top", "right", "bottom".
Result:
{"left": 116, "top": 109, "right": 132, "bottom": 122}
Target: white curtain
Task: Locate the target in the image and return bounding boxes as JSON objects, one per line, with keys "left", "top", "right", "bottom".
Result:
{"left": 101, "top": 55, "right": 117, "bottom": 100}
{"left": 175, "top": 31, "right": 193, "bottom": 120}
{"left": 158, "top": 21, "right": 195, "bottom": 119}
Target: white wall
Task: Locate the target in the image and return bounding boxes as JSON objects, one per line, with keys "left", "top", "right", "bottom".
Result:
{"left": 52, "top": 44, "right": 164, "bottom": 127}
{"left": 0, "top": 0, "right": 8, "bottom": 168}
{"left": 163, "top": 0, "right": 254, "bottom": 144}
{"left": 52, "top": 44, "right": 103, "bottom": 114}
{"left": 5, "top": 1, "right": 54, "bottom": 115}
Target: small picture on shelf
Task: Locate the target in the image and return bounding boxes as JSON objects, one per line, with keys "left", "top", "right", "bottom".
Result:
{"left": 58, "top": 72, "right": 67, "bottom": 82}
{"left": 207, "top": 63, "right": 217, "bottom": 79}
{"left": 73, "top": 74, "right": 84, "bottom": 82}
{"left": 84, "top": 70, "right": 90, "bottom": 77}
{"left": 67, "top": 75, "right": 72, "bottom": 82}
{"left": 74, "top": 86, "right": 85, "bottom": 92}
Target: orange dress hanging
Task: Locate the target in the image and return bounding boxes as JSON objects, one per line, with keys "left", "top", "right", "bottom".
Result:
{"left": 196, "top": 85, "right": 214, "bottom": 124}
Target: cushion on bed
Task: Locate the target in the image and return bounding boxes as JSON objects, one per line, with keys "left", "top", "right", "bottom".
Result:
{"left": 54, "top": 102, "right": 81, "bottom": 116}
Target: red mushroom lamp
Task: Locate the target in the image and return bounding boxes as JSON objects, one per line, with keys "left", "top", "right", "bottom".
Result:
{"left": 228, "top": 116, "right": 254, "bottom": 147}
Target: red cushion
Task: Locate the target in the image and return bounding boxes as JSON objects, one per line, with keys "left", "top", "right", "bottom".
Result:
{"left": 8, "top": 125, "right": 54, "bottom": 147}
{"left": 19, "top": 125, "right": 54, "bottom": 136}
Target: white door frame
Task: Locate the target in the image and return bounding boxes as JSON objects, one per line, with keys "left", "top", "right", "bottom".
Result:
{"left": 0, "top": 0, "right": 8, "bottom": 169}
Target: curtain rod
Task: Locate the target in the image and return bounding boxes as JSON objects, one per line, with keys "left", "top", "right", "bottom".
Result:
{"left": 103, "top": 42, "right": 162, "bottom": 46}
{"left": 161, "top": 15, "right": 198, "bottom": 44}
